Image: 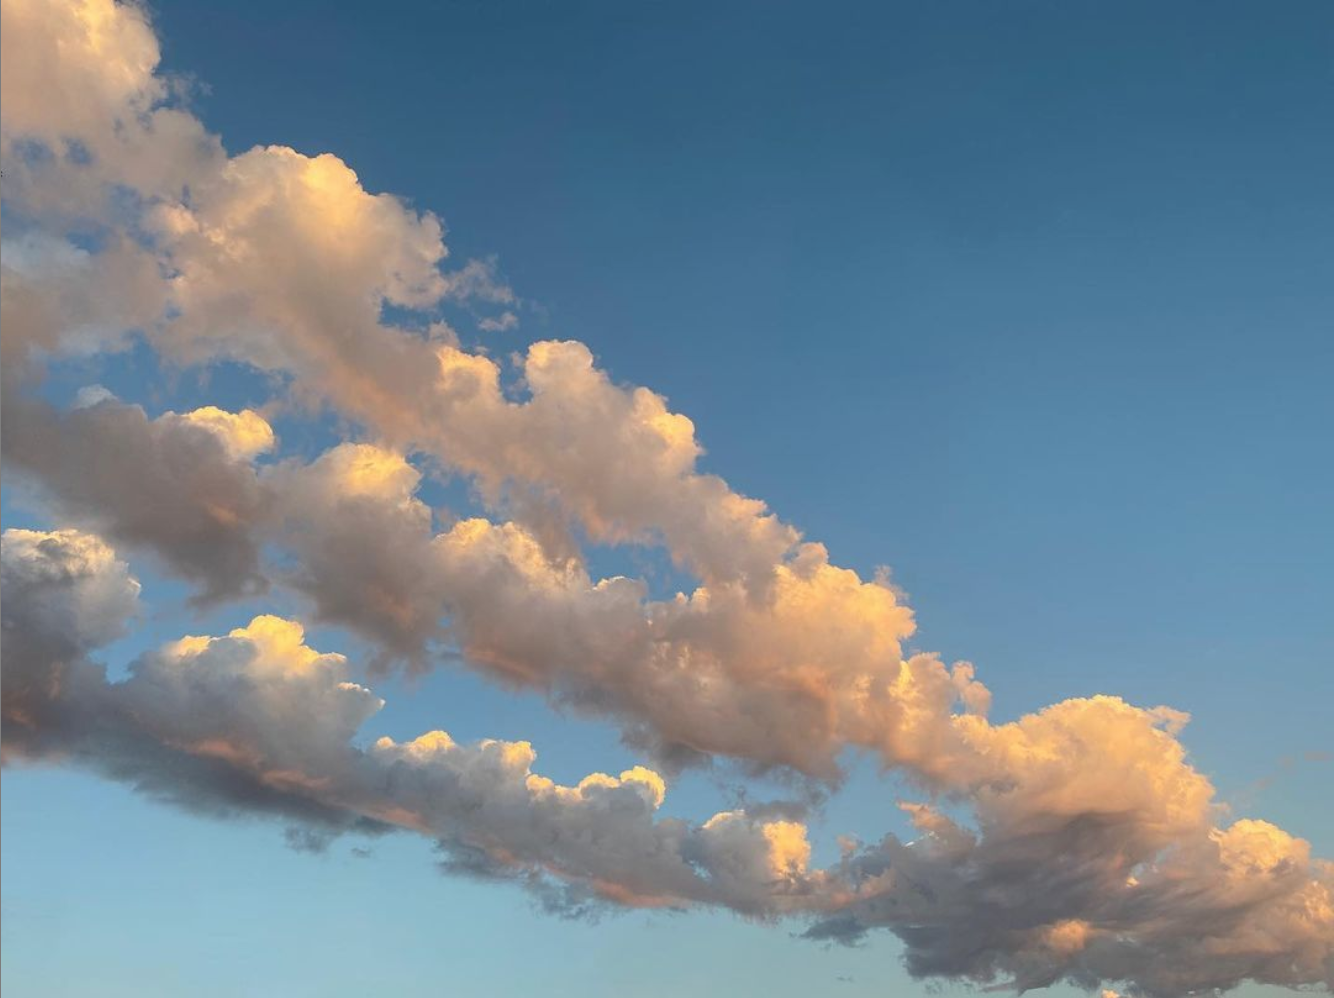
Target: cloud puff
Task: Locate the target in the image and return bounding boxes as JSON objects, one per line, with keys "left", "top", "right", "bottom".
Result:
{"left": 2, "top": 394, "right": 272, "bottom": 600}
{"left": 0, "top": 231, "right": 167, "bottom": 386}
{"left": 263, "top": 443, "right": 446, "bottom": 667}
{"left": 1, "top": 528, "right": 140, "bottom": 757}
{"left": 437, "top": 256, "right": 517, "bottom": 306}
{"left": 0, "top": 0, "right": 219, "bottom": 223}
{"left": 812, "top": 788, "right": 1334, "bottom": 995}
{"left": 478, "top": 310, "right": 520, "bottom": 333}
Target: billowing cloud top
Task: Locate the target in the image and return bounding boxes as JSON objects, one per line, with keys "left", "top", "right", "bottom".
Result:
{"left": 1, "top": 2, "right": 1331, "bottom": 996}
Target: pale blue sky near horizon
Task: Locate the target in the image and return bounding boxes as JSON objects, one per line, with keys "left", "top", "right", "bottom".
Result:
{"left": 3, "top": 1, "right": 1332, "bottom": 995}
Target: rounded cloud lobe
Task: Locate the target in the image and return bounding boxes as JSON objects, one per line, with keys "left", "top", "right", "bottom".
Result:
{"left": 1, "top": 2, "right": 1331, "bottom": 996}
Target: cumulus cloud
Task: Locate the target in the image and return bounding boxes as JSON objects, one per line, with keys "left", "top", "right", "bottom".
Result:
{"left": 1, "top": 527, "right": 141, "bottom": 756}
{"left": 811, "top": 791, "right": 1334, "bottom": 995}
{"left": 252, "top": 439, "right": 967, "bottom": 778}
{"left": 263, "top": 443, "right": 447, "bottom": 667}
{"left": 3, "top": 397, "right": 961, "bottom": 778}
{"left": 4, "top": 528, "right": 1330, "bottom": 996}
{"left": 5, "top": 0, "right": 802, "bottom": 595}
{"left": 0, "top": 231, "right": 167, "bottom": 386}
{"left": 1, "top": 2, "right": 1331, "bottom": 995}
{"left": 2, "top": 394, "right": 272, "bottom": 600}
{"left": 0, "top": 528, "right": 828, "bottom": 914}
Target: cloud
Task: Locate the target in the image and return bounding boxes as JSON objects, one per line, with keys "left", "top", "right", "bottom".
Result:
{"left": 0, "top": 528, "right": 140, "bottom": 758}
{"left": 1, "top": 2, "right": 1331, "bottom": 995}
{"left": 1, "top": 403, "right": 957, "bottom": 777}
{"left": 0, "top": 231, "right": 168, "bottom": 387}
{"left": 438, "top": 256, "right": 517, "bottom": 306}
{"left": 259, "top": 440, "right": 968, "bottom": 779}
{"left": 5, "top": 529, "right": 1330, "bottom": 996}
{"left": 5, "top": 0, "right": 803, "bottom": 596}
{"left": 810, "top": 795, "right": 1334, "bottom": 995}
{"left": 0, "top": 528, "right": 827, "bottom": 915}
{"left": 263, "top": 443, "right": 447, "bottom": 668}
{"left": 478, "top": 310, "right": 520, "bottom": 333}
{"left": 2, "top": 394, "right": 272, "bottom": 601}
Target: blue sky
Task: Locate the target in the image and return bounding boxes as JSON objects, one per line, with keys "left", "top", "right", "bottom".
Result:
{"left": 2, "top": 2, "right": 1332, "bottom": 996}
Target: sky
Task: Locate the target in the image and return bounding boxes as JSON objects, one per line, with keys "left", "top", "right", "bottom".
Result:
{"left": 1, "top": 1, "right": 1332, "bottom": 997}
